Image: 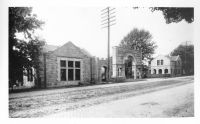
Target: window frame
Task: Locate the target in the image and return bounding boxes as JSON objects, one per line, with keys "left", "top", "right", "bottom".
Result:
{"left": 58, "top": 58, "right": 82, "bottom": 82}
{"left": 27, "top": 68, "right": 33, "bottom": 82}
{"left": 75, "top": 61, "right": 81, "bottom": 80}
{"left": 157, "top": 60, "right": 160, "bottom": 65}
{"left": 161, "top": 60, "right": 164, "bottom": 65}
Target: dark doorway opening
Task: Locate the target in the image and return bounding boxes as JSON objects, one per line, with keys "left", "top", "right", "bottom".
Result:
{"left": 101, "top": 66, "right": 107, "bottom": 82}
{"left": 125, "top": 56, "right": 133, "bottom": 78}
{"left": 159, "top": 69, "right": 162, "bottom": 74}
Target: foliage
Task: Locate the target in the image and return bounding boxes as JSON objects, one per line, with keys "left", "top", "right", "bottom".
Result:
{"left": 9, "top": 7, "right": 45, "bottom": 88}
{"left": 170, "top": 42, "right": 194, "bottom": 75}
{"left": 119, "top": 28, "right": 157, "bottom": 60}
{"left": 150, "top": 7, "right": 194, "bottom": 24}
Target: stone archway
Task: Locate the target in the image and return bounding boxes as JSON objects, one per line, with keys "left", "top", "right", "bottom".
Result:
{"left": 112, "top": 46, "right": 142, "bottom": 80}
{"left": 124, "top": 55, "right": 136, "bottom": 79}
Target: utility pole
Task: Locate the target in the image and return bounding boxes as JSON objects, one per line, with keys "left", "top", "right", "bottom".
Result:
{"left": 101, "top": 7, "right": 116, "bottom": 81}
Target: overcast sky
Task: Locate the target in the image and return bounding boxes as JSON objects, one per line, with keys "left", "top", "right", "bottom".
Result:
{"left": 33, "top": 7, "right": 194, "bottom": 58}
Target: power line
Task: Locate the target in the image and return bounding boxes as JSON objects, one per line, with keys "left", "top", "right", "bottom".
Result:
{"left": 100, "top": 7, "right": 116, "bottom": 81}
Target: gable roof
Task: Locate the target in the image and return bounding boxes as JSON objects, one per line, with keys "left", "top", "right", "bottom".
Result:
{"left": 44, "top": 41, "right": 92, "bottom": 58}
{"left": 64, "top": 41, "right": 92, "bottom": 57}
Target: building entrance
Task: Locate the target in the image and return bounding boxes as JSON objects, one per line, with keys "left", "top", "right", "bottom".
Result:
{"left": 125, "top": 56, "right": 133, "bottom": 78}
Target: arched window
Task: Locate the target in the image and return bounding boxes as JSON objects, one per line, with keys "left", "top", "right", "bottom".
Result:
{"left": 164, "top": 69, "right": 168, "bottom": 74}
{"left": 153, "top": 69, "right": 156, "bottom": 74}
{"left": 159, "top": 69, "right": 162, "bottom": 74}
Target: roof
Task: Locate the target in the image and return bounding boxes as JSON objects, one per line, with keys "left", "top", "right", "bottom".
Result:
{"left": 43, "top": 44, "right": 59, "bottom": 52}
{"left": 165, "top": 55, "right": 180, "bottom": 61}
{"left": 43, "top": 41, "right": 92, "bottom": 57}
{"left": 79, "top": 48, "right": 92, "bottom": 57}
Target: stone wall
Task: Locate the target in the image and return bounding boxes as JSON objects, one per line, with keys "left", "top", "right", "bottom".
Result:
{"left": 45, "top": 52, "right": 58, "bottom": 87}
{"left": 82, "top": 57, "right": 92, "bottom": 84}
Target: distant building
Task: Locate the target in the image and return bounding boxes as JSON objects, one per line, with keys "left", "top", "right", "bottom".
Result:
{"left": 149, "top": 55, "right": 182, "bottom": 77}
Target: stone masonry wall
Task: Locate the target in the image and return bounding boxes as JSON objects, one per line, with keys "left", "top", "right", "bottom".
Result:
{"left": 112, "top": 46, "right": 142, "bottom": 79}
{"left": 45, "top": 52, "right": 58, "bottom": 87}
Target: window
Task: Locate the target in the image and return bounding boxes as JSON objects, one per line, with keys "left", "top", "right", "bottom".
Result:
{"left": 161, "top": 60, "right": 164, "bottom": 65}
{"left": 60, "top": 60, "right": 67, "bottom": 81}
{"left": 27, "top": 69, "right": 33, "bottom": 81}
{"left": 68, "top": 61, "right": 74, "bottom": 67}
{"left": 75, "top": 61, "right": 81, "bottom": 80}
{"left": 75, "top": 61, "right": 80, "bottom": 68}
{"left": 157, "top": 60, "right": 160, "bottom": 65}
{"left": 75, "top": 69, "right": 80, "bottom": 80}
{"left": 61, "top": 69, "right": 66, "bottom": 81}
{"left": 60, "top": 59, "right": 81, "bottom": 81}
{"left": 60, "top": 60, "right": 66, "bottom": 67}
{"left": 68, "top": 61, "right": 74, "bottom": 81}
{"left": 68, "top": 69, "right": 74, "bottom": 81}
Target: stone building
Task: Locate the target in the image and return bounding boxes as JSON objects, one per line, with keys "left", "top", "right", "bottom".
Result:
{"left": 38, "top": 41, "right": 93, "bottom": 88}
{"left": 149, "top": 55, "right": 182, "bottom": 77}
{"left": 34, "top": 41, "right": 143, "bottom": 88}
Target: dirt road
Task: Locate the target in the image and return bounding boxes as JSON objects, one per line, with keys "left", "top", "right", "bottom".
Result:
{"left": 9, "top": 76, "right": 194, "bottom": 118}
{"left": 47, "top": 83, "right": 193, "bottom": 117}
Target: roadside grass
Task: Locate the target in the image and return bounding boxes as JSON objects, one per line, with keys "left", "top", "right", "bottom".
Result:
{"left": 9, "top": 78, "right": 147, "bottom": 94}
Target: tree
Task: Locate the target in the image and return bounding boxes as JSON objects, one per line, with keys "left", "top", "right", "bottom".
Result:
{"left": 119, "top": 28, "right": 157, "bottom": 60}
{"left": 170, "top": 42, "right": 194, "bottom": 75}
{"left": 9, "top": 7, "right": 45, "bottom": 89}
{"left": 150, "top": 7, "right": 194, "bottom": 24}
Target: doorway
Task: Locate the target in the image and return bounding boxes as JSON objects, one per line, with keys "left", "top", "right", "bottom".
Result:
{"left": 125, "top": 56, "right": 133, "bottom": 78}
{"left": 101, "top": 66, "right": 107, "bottom": 81}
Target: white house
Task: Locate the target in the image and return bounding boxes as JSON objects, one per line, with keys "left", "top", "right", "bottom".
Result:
{"left": 149, "top": 55, "right": 182, "bottom": 76}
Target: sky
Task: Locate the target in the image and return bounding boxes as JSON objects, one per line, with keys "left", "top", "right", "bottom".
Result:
{"left": 32, "top": 7, "right": 194, "bottom": 58}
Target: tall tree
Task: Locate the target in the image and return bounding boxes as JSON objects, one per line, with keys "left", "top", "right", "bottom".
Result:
{"left": 170, "top": 42, "right": 194, "bottom": 75}
{"left": 150, "top": 7, "right": 194, "bottom": 24}
{"left": 119, "top": 28, "right": 157, "bottom": 60}
{"left": 9, "top": 7, "right": 45, "bottom": 88}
